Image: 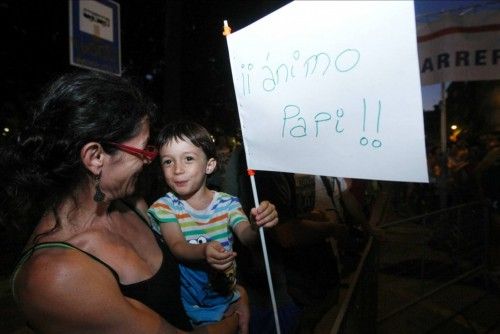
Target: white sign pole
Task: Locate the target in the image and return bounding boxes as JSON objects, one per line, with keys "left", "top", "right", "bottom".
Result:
{"left": 224, "top": 21, "right": 281, "bottom": 334}
{"left": 248, "top": 169, "right": 281, "bottom": 334}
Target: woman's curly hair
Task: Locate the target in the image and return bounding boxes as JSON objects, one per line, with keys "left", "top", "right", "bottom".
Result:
{"left": 0, "top": 71, "right": 156, "bottom": 238}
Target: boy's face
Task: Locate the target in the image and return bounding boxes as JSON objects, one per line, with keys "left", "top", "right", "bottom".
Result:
{"left": 159, "top": 137, "right": 216, "bottom": 199}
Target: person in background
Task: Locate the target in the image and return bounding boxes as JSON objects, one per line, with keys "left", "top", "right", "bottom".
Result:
{"left": 1, "top": 71, "right": 279, "bottom": 333}
{"left": 279, "top": 173, "right": 344, "bottom": 334}
{"left": 148, "top": 121, "right": 278, "bottom": 328}
{"left": 475, "top": 132, "right": 500, "bottom": 280}
{"left": 448, "top": 140, "right": 476, "bottom": 205}
{"left": 316, "top": 176, "right": 373, "bottom": 276}
{"left": 224, "top": 146, "right": 347, "bottom": 334}
{"left": 207, "top": 134, "right": 234, "bottom": 191}
{"left": 317, "top": 176, "right": 384, "bottom": 239}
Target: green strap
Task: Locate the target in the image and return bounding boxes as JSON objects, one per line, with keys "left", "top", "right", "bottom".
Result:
{"left": 11, "top": 200, "right": 147, "bottom": 301}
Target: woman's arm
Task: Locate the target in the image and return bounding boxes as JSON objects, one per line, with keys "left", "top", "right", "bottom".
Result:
{"left": 194, "top": 314, "right": 239, "bottom": 334}
{"left": 14, "top": 248, "right": 179, "bottom": 334}
{"left": 217, "top": 284, "right": 249, "bottom": 334}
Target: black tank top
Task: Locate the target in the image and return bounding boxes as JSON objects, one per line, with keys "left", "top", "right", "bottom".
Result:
{"left": 12, "top": 201, "right": 193, "bottom": 331}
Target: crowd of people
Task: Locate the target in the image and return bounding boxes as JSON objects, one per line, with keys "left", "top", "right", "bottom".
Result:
{"left": 366, "top": 134, "right": 500, "bottom": 218}
{"left": 1, "top": 70, "right": 499, "bottom": 334}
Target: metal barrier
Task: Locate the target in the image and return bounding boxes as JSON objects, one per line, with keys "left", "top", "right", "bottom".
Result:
{"left": 376, "top": 201, "right": 493, "bottom": 332}
{"left": 329, "top": 236, "right": 379, "bottom": 334}
{"left": 328, "top": 200, "right": 493, "bottom": 333}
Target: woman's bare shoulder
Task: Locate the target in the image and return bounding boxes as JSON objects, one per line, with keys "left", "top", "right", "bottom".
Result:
{"left": 13, "top": 247, "right": 122, "bottom": 332}
{"left": 13, "top": 243, "right": 175, "bottom": 333}
{"left": 15, "top": 246, "right": 114, "bottom": 301}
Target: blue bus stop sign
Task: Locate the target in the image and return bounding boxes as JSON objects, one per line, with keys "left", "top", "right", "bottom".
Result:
{"left": 69, "top": 0, "right": 121, "bottom": 76}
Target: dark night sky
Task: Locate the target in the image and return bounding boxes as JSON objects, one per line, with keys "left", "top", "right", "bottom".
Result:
{"left": 1, "top": 0, "right": 496, "bottom": 140}
{"left": 0, "top": 0, "right": 290, "bottom": 141}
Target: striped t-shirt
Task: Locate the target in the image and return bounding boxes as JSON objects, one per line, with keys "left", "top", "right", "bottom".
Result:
{"left": 148, "top": 191, "right": 247, "bottom": 325}
{"left": 148, "top": 191, "right": 248, "bottom": 251}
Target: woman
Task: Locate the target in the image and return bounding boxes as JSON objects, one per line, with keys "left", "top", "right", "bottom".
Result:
{"left": 3, "top": 71, "right": 278, "bottom": 333}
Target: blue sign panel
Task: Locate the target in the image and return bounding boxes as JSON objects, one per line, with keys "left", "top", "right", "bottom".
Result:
{"left": 69, "top": 0, "right": 121, "bottom": 76}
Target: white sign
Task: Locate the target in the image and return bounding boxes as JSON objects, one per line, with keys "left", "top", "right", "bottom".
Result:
{"left": 227, "top": 1, "right": 428, "bottom": 183}
{"left": 418, "top": 10, "right": 500, "bottom": 86}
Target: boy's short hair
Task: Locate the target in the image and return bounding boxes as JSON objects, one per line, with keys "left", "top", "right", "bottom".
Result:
{"left": 156, "top": 121, "right": 216, "bottom": 159}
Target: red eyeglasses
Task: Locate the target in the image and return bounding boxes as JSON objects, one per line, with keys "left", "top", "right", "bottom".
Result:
{"left": 108, "top": 142, "right": 158, "bottom": 162}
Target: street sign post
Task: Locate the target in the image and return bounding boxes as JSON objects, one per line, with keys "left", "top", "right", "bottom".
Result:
{"left": 69, "top": 0, "right": 121, "bottom": 76}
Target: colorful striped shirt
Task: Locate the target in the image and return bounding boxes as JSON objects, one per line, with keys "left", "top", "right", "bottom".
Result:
{"left": 148, "top": 191, "right": 248, "bottom": 251}
{"left": 147, "top": 191, "right": 247, "bottom": 326}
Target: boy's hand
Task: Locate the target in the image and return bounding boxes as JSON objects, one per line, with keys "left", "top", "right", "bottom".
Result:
{"left": 250, "top": 201, "right": 278, "bottom": 229}
{"left": 206, "top": 241, "right": 236, "bottom": 271}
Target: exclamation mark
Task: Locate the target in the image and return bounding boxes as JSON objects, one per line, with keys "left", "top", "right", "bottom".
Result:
{"left": 360, "top": 99, "right": 382, "bottom": 148}
{"left": 373, "top": 100, "right": 382, "bottom": 148}
{"left": 360, "top": 98, "right": 368, "bottom": 146}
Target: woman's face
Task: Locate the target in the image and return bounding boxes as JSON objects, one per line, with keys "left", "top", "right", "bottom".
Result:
{"left": 101, "top": 118, "right": 151, "bottom": 200}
